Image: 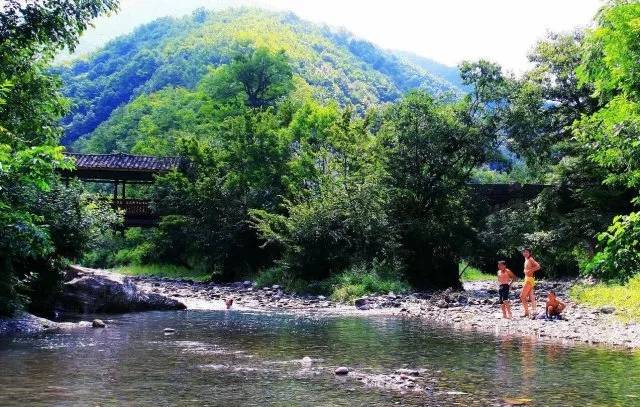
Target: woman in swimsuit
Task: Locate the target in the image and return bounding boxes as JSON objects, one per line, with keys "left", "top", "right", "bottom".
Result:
{"left": 520, "top": 248, "right": 540, "bottom": 319}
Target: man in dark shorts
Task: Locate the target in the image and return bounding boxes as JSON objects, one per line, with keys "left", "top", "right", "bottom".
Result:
{"left": 497, "top": 261, "right": 517, "bottom": 319}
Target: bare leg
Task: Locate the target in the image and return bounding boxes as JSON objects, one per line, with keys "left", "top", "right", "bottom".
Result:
{"left": 529, "top": 289, "right": 536, "bottom": 319}
{"left": 520, "top": 285, "right": 531, "bottom": 317}
{"left": 501, "top": 303, "right": 507, "bottom": 319}
{"left": 505, "top": 300, "right": 512, "bottom": 319}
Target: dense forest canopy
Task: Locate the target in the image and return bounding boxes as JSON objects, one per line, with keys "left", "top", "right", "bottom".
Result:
{"left": 53, "top": 8, "right": 462, "bottom": 147}
{"left": 3, "top": 0, "right": 640, "bottom": 316}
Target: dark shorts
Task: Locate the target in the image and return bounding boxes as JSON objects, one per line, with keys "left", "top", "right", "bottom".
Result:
{"left": 498, "top": 284, "right": 510, "bottom": 304}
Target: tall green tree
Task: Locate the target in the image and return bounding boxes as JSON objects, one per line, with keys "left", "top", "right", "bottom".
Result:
{"left": 574, "top": 0, "right": 640, "bottom": 280}
{"left": 0, "top": 0, "right": 119, "bottom": 315}
{"left": 381, "top": 90, "right": 495, "bottom": 288}
{"left": 201, "top": 45, "right": 294, "bottom": 108}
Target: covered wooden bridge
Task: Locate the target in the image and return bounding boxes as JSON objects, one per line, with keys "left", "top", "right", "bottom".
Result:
{"left": 61, "top": 152, "right": 547, "bottom": 228}
{"left": 61, "top": 152, "right": 184, "bottom": 227}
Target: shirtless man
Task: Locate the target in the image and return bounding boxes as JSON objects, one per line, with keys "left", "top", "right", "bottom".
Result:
{"left": 545, "top": 291, "right": 566, "bottom": 320}
{"left": 520, "top": 248, "right": 541, "bottom": 319}
{"left": 497, "top": 261, "right": 517, "bottom": 319}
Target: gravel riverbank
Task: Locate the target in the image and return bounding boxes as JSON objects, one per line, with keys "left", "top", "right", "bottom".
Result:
{"left": 129, "top": 272, "right": 640, "bottom": 349}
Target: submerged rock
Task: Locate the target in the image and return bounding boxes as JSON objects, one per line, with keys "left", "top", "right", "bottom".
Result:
{"left": 0, "top": 312, "right": 57, "bottom": 335}
{"left": 57, "top": 267, "right": 186, "bottom": 315}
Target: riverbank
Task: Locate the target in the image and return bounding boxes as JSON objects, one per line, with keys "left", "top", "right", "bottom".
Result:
{"left": 6, "top": 266, "right": 639, "bottom": 349}
{"left": 124, "top": 269, "right": 640, "bottom": 349}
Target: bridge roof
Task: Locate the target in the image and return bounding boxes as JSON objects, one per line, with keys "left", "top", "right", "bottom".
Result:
{"left": 65, "top": 152, "right": 181, "bottom": 172}
{"left": 62, "top": 152, "right": 183, "bottom": 182}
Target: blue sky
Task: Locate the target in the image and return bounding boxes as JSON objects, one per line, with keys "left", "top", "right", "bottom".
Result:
{"left": 72, "top": 0, "right": 604, "bottom": 73}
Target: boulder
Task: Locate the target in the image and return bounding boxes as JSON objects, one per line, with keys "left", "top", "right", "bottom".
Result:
{"left": 354, "top": 297, "right": 374, "bottom": 310}
{"left": 334, "top": 366, "right": 349, "bottom": 375}
{"left": 57, "top": 268, "right": 186, "bottom": 314}
{"left": 92, "top": 319, "right": 106, "bottom": 328}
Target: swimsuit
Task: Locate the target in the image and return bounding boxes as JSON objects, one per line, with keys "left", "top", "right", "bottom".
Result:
{"left": 498, "top": 284, "right": 510, "bottom": 304}
{"left": 524, "top": 276, "right": 535, "bottom": 287}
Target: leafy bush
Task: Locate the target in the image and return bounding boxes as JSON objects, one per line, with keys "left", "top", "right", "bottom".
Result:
{"left": 582, "top": 212, "right": 640, "bottom": 282}
{"left": 328, "top": 260, "right": 409, "bottom": 303}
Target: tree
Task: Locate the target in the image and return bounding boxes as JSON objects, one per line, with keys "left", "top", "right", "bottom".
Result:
{"left": 381, "top": 91, "right": 494, "bottom": 288}
{"left": 0, "top": 0, "right": 120, "bottom": 315}
{"left": 573, "top": 0, "right": 640, "bottom": 280}
{"left": 251, "top": 103, "right": 393, "bottom": 283}
{"left": 201, "top": 45, "right": 294, "bottom": 108}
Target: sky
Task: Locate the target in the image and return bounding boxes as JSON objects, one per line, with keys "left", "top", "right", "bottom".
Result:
{"left": 70, "top": 0, "right": 605, "bottom": 73}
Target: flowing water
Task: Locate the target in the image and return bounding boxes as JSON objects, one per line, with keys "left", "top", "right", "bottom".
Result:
{"left": 1, "top": 310, "right": 639, "bottom": 406}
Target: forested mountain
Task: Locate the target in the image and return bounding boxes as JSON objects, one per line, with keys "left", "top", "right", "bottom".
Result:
{"left": 393, "top": 50, "right": 465, "bottom": 91}
{"left": 55, "top": 8, "right": 462, "bottom": 147}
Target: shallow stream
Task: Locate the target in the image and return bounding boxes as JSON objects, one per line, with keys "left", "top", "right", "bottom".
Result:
{"left": 1, "top": 310, "right": 639, "bottom": 406}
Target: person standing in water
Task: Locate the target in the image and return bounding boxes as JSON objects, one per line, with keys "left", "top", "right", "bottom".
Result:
{"left": 497, "top": 261, "right": 517, "bottom": 319}
{"left": 520, "top": 248, "right": 540, "bottom": 318}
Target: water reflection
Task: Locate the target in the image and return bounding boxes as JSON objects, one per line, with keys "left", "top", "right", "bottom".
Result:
{"left": 0, "top": 311, "right": 639, "bottom": 406}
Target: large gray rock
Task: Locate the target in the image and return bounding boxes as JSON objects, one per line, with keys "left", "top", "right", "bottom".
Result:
{"left": 57, "top": 267, "right": 186, "bottom": 314}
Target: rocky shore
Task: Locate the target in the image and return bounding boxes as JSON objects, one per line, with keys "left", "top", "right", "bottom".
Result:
{"left": 130, "top": 272, "right": 640, "bottom": 349}
{"left": 4, "top": 266, "right": 639, "bottom": 349}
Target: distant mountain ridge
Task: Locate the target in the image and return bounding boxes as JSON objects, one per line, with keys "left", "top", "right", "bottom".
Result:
{"left": 54, "top": 8, "right": 464, "bottom": 146}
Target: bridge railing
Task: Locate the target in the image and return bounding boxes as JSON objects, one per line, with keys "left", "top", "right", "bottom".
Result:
{"left": 112, "top": 198, "right": 156, "bottom": 218}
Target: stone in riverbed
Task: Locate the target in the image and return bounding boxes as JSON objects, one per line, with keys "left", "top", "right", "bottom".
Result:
{"left": 57, "top": 267, "right": 186, "bottom": 314}
{"left": 600, "top": 306, "right": 616, "bottom": 314}
{"left": 91, "top": 319, "right": 106, "bottom": 328}
{"left": 354, "top": 297, "right": 373, "bottom": 310}
{"left": 335, "top": 366, "right": 349, "bottom": 375}
{"left": 164, "top": 328, "right": 176, "bottom": 333}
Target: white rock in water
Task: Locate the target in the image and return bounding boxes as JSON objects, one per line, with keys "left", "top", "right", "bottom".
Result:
{"left": 301, "top": 356, "right": 313, "bottom": 364}
{"left": 163, "top": 328, "right": 176, "bottom": 333}
{"left": 334, "top": 366, "right": 349, "bottom": 375}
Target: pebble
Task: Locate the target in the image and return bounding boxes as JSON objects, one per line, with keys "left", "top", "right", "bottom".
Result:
{"left": 163, "top": 328, "right": 176, "bottom": 333}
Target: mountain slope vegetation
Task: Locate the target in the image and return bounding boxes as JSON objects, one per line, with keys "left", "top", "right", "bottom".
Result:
{"left": 55, "top": 8, "right": 462, "bottom": 147}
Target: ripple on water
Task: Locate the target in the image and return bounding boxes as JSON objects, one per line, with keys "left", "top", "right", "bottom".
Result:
{"left": 0, "top": 310, "right": 639, "bottom": 407}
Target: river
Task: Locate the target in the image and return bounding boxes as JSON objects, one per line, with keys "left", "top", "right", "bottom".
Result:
{"left": 0, "top": 310, "right": 639, "bottom": 406}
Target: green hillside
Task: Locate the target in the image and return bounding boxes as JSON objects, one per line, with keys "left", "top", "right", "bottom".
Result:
{"left": 54, "top": 8, "right": 462, "bottom": 148}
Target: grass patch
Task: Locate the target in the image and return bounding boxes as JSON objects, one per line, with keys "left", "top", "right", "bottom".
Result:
{"left": 114, "top": 264, "right": 211, "bottom": 282}
{"left": 570, "top": 275, "right": 640, "bottom": 322}
{"left": 459, "top": 262, "right": 495, "bottom": 282}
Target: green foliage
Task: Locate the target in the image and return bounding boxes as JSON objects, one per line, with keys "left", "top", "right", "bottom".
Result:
{"left": 0, "top": 0, "right": 119, "bottom": 316}
{"left": 582, "top": 212, "right": 640, "bottom": 281}
{"left": 329, "top": 262, "right": 409, "bottom": 303}
{"left": 570, "top": 1, "right": 640, "bottom": 281}
{"left": 251, "top": 104, "right": 393, "bottom": 282}
{"left": 381, "top": 89, "right": 497, "bottom": 288}
{"left": 203, "top": 45, "right": 293, "bottom": 107}
{"left": 58, "top": 8, "right": 461, "bottom": 147}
